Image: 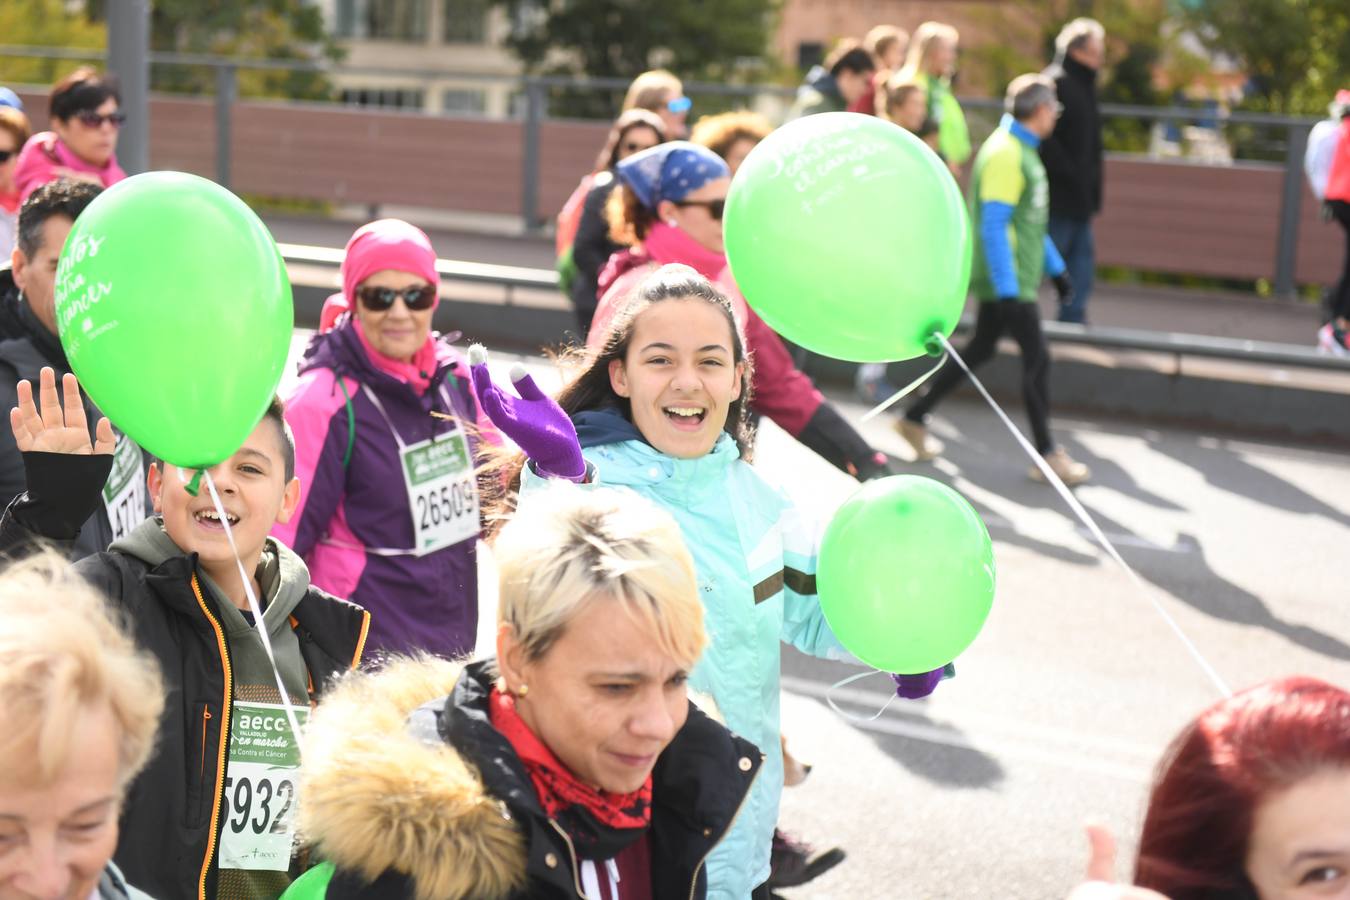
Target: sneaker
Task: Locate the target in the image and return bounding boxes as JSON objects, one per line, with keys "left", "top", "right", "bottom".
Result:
{"left": 896, "top": 419, "right": 940, "bottom": 461}
{"left": 1317, "top": 322, "right": 1350, "bottom": 357}
{"left": 767, "top": 829, "right": 846, "bottom": 888}
{"left": 1029, "top": 447, "right": 1090, "bottom": 486}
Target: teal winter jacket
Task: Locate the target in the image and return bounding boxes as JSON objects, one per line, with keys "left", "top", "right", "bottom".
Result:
{"left": 527, "top": 409, "right": 850, "bottom": 899}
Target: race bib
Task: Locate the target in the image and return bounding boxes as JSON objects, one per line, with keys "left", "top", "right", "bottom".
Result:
{"left": 400, "top": 430, "right": 479, "bottom": 555}
{"left": 101, "top": 432, "right": 145, "bottom": 543}
{"left": 218, "top": 702, "right": 308, "bottom": 873}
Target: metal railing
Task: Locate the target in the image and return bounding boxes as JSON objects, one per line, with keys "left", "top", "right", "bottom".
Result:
{"left": 0, "top": 44, "right": 1326, "bottom": 296}
{"left": 278, "top": 244, "right": 1350, "bottom": 373}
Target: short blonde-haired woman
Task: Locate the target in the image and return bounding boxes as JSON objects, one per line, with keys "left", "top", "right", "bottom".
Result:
{"left": 291, "top": 485, "right": 760, "bottom": 900}
{"left": 897, "top": 21, "right": 971, "bottom": 170}
{"left": 0, "top": 553, "right": 163, "bottom": 900}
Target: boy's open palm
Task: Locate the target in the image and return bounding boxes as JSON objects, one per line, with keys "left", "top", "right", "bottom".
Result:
{"left": 10, "top": 367, "right": 116, "bottom": 456}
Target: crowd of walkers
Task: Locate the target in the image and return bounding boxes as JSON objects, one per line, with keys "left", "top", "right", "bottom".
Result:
{"left": 0, "top": 20, "right": 1348, "bottom": 900}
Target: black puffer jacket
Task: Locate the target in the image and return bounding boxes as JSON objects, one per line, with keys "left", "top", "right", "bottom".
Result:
{"left": 1040, "top": 55, "right": 1104, "bottom": 219}
{"left": 0, "top": 452, "right": 371, "bottom": 900}
{"left": 0, "top": 269, "right": 153, "bottom": 558}
{"left": 300, "top": 658, "right": 763, "bottom": 900}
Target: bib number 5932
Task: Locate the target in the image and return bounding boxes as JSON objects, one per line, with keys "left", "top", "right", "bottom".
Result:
{"left": 222, "top": 774, "right": 295, "bottom": 836}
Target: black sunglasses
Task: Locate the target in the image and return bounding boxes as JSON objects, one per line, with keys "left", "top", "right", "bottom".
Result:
{"left": 0, "top": 150, "right": 13, "bottom": 163}
{"left": 356, "top": 284, "right": 437, "bottom": 311}
{"left": 673, "top": 198, "right": 725, "bottom": 221}
{"left": 76, "top": 111, "right": 127, "bottom": 128}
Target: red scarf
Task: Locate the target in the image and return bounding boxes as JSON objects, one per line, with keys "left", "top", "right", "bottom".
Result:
{"left": 489, "top": 687, "right": 652, "bottom": 860}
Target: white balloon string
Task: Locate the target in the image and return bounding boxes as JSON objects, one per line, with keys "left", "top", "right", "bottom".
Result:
{"left": 858, "top": 350, "right": 950, "bottom": 423}
{"left": 199, "top": 469, "right": 308, "bottom": 751}
{"left": 825, "top": 668, "right": 901, "bottom": 722}
{"left": 933, "top": 332, "right": 1232, "bottom": 698}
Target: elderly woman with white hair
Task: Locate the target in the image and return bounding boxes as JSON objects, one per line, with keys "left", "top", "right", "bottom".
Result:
{"left": 286, "top": 485, "right": 760, "bottom": 900}
{"left": 0, "top": 553, "right": 164, "bottom": 900}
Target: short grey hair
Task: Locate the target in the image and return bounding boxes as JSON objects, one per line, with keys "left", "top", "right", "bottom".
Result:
{"left": 1055, "top": 17, "right": 1105, "bottom": 61}
{"left": 1006, "top": 73, "right": 1057, "bottom": 120}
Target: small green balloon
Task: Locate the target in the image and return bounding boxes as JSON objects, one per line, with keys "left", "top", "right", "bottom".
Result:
{"left": 724, "top": 112, "right": 971, "bottom": 363}
{"left": 55, "top": 172, "right": 293, "bottom": 469}
{"left": 817, "top": 475, "right": 995, "bottom": 673}
{"left": 279, "top": 862, "right": 334, "bottom": 900}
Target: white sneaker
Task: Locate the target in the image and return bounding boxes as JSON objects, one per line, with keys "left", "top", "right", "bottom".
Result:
{"left": 1317, "top": 322, "right": 1350, "bottom": 356}
{"left": 1029, "top": 448, "right": 1090, "bottom": 486}
{"left": 896, "top": 419, "right": 940, "bottom": 461}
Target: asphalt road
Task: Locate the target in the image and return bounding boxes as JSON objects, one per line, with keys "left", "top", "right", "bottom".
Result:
{"left": 285, "top": 334, "right": 1350, "bottom": 899}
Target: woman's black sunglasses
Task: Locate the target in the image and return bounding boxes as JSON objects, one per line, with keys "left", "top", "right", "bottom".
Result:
{"left": 673, "top": 198, "right": 725, "bottom": 221}
{"left": 356, "top": 284, "right": 437, "bottom": 311}
{"left": 0, "top": 150, "right": 13, "bottom": 163}
{"left": 76, "top": 111, "right": 127, "bottom": 128}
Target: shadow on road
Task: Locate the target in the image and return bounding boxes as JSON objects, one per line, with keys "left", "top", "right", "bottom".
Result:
{"left": 860, "top": 708, "right": 1007, "bottom": 790}
{"left": 1066, "top": 502, "right": 1350, "bottom": 662}
{"left": 1146, "top": 436, "right": 1350, "bottom": 530}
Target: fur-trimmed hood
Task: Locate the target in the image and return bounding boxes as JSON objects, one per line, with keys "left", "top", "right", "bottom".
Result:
{"left": 298, "top": 657, "right": 762, "bottom": 900}
{"left": 299, "top": 656, "right": 527, "bottom": 900}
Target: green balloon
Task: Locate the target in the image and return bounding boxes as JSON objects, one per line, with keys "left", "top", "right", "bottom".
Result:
{"left": 724, "top": 112, "right": 971, "bottom": 363}
{"left": 817, "top": 475, "right": 995, "bottom": 673}
{"left": 279, "top": 862, "right": 334, "bottom": 900}
{"left": 55, "top": 172, "right": 293, "bottom": 469}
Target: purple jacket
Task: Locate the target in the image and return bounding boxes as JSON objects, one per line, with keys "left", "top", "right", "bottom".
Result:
{"left": 273, "top": 323, "right": 483, "bottom": 658}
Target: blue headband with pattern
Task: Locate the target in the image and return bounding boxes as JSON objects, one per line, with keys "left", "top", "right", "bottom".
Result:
{"left": 615, "top": 141, "right": 730, "bottom": 209}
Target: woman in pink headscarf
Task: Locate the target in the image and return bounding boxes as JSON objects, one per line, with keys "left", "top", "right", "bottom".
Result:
{"left": 14, "top": 68, "right": 127, "bottom": 202}
{"left": 274, "top": 219, "right": 490, "bottom": 658}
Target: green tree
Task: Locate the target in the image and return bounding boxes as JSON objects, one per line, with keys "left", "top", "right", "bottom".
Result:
{"left": 1177, "top": 0, "right": 1350, "bottom": 115}
{"left": 962, "top": 0, "right": 1173, "bottom": 152}
{"left": 0, "top": 0, "right": 106, "bottom": 87}
{"left": 491, "top": 0, "right": 781, "bottom": 118}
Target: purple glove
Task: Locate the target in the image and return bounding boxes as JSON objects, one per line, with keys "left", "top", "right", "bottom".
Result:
{"left": 468, "top": 345, "right": 586, "bottom": 481}
{"left": 890, "top": 662, "right": 954, "bottom": 700}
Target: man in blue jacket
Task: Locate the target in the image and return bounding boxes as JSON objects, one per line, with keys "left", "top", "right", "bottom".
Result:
{"left": 899, "top": 73, "right": 1091, "bottom": 486}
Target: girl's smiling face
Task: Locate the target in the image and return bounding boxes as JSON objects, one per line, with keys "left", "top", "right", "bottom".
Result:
{"left": 609, "top": 298, "right": 744, "bottom": 459}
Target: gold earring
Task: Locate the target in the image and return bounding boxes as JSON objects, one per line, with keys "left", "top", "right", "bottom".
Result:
{"left": 516, "top": 684, "right": 529, "bottom": 698}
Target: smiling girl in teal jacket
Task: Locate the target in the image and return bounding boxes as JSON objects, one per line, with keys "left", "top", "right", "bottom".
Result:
{"left": 471, "top": 265, "right": 946, "bottom": 899}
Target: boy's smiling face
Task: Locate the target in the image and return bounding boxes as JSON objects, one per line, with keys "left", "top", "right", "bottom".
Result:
{"left": 148, "top": 418, "right": 299, "bottom": 568}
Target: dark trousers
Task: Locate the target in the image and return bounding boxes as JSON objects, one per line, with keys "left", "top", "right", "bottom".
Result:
{"left": 1047, "top": 214, "right": 1095, "bottom": 323}
{"left": 905, "top": 300, "right": 1054, "bottom": 454}
{"left": 1329, "top": 199, "right": 1350, "bottom": 322}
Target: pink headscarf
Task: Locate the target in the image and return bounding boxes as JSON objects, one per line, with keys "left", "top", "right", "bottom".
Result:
{"left": 340, "top": 218, "right": 440, "bottom": 308}
{"left": 337, "top": 219, "right": 443, "bottom": 395}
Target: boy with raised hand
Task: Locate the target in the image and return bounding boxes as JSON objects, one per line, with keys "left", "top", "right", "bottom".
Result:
{"left": 0, "top": 366, "right": 371, "bottom": 900}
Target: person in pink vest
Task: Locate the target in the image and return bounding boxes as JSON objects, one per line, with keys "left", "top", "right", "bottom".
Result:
{"left": 590, "top": 141, "right": 895, "bottom": 483}
{"left": 1314, "top": 89, "right": 1350, "bottom": 355}
{"left": 14, "top": 67, "right": 127, "bottom": 202}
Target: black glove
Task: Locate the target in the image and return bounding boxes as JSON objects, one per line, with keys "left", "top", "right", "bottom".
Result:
{"left": 1052, "top": 272, "right": 1073, "bottom": 305}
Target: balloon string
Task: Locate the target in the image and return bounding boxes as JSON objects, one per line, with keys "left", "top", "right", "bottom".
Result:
{"left": 932, "top": 332, "right": 1232, "bottom": 698}
{"left": 858, "top": 351, "right": 949, "bottom": 423}
{"left": 825, "top": 669, "right": 901, "bottom": 722}
{"left": 197, "top": 469, "right": 308, "bottom": 751}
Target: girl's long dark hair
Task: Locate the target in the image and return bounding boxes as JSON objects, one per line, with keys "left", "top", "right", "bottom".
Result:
{"left": 482, "top": 264, "right": 755, "bottom": 535}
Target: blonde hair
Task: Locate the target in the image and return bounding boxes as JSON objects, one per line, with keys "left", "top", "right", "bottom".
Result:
{"left": 690, "top": 109, "right": 772, "bottom": 161}
{"left": 899, "top": 21, "right": 960, "bottom": 81}
{"left": 0, "top": 106, "right": 31, "bottom": 151}
{"left": 880, "top": 75, "right": 926, "bottom": 123}
{"left": 0, "top": 553, "right": 164, "bottom": 789}
{"left": 865, "top": 24, "right": 908, "bottom": 63}
{"left": 494, "top": 485, "right": 706, "bottom": 670}
{"left": 623, "top": 70, "right": 683, "bottom": 114}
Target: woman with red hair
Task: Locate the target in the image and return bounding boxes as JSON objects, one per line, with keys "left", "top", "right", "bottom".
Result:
{"left": 1071, "top": 676, "right": 1350, "bottom": 899}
